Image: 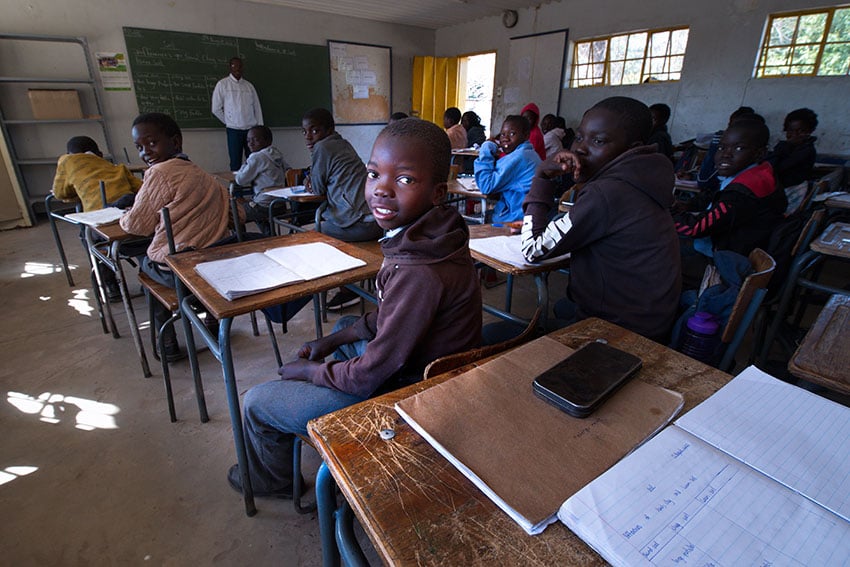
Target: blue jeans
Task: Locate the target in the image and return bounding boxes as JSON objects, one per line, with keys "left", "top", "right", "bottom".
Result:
{"left": 226, "top": 127, "right": 250, "bottom": 171}
{"left": 240, "top": 316, "right": 367, "bottom": 492}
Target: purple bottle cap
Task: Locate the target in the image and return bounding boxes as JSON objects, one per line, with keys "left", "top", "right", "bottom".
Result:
{"left": 686, "top": 311, "right": 720, "bottom": 334}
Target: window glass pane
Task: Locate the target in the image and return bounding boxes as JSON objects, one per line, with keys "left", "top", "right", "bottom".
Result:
{"left": 649, "top": 31, "right": 670, "bottom": 57}
{"left": 669, "top": 55, "right": 684, "bottom": 73}
{"left": 609, "top": 61, "right": 624, "bottom": 84}
{"left": 610, "top": 36, "right": 628, "bottom": 60}
{"left": 671, "top": 29, "right": 689, "bottom": 54}
{"left": 626, "top": 33, "right": 647, "bottom": 59}
{"left": 592, "top": 40, "right": 608, "bottom": 63}
{"left": 763, "top": 64, "right": 790, "bottom": 76}
{"left": 765, "top": 46, "right": 790, "bottom": 66}
{"left": 789, "top": 64, "right": 814, "bottom": 74}
{"left": 576, "top": 43, "right": 590, "bottom": 65}
{"left": 797, "top": 13, "right": 826, "bottom": 43}
{"left": 827, "top": 8, "right": 850, "bottom": 42}
{"left": 592, "top": 63, "right": 605, "bottom": 81}
{"left": 769, "top": 16, "right": 798, "bottom": 46}
{"left": 792, "top": 44, "right": 819, "bottom": 65}
{"left": 623, "top": 59, "right": 642, "bottom": 84}
{"left": 819, "top": 43, "right": 850, "bottom": 75}
{"left": 647, "top": 56, "right": 666, "bottom": 75}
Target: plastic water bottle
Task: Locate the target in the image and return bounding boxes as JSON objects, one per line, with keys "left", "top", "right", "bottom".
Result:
{"left": 679, "top": 312, "right": 721, "bottom": 364}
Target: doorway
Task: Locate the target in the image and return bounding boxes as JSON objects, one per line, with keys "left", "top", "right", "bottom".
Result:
{"left": 458, "top": 52, "right": 496, "bottom": 138}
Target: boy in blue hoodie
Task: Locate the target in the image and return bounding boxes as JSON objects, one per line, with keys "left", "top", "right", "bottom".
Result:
{"left": 474, "top": 115, "right": 541, "bottom": 223}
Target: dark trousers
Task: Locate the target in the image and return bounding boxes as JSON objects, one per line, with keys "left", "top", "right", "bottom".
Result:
{"left": 226, "top": 127, "right": 250, "bottom": 171}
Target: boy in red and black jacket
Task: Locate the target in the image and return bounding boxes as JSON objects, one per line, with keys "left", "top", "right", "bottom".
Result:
{"left": 675, "top": 118, "right": 787, "bottom": 288}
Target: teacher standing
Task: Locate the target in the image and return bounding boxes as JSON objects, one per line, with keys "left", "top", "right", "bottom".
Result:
{"left": 211, "top": 57, "right": 263, "bottom": 171}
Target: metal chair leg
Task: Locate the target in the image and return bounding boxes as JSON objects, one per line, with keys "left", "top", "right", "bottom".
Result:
{"left": 317, "top": 463, "right": 340, "bottom": 567}
{"left": 293, "top": 437, "right": 318, "bottom": 514}
{"left": 336, "top": 501, "right": 368, "bottom": 567}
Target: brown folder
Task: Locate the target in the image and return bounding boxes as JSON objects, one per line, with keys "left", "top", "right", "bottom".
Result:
{"left": 395, "top": 336, "right": 684, "bottom": 534}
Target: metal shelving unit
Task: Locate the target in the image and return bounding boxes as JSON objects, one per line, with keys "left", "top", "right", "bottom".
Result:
{"left": 0, "top": 34, "right": 115, "bottom": 223}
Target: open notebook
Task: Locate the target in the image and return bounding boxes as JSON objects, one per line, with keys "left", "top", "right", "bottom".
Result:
{"left": 394, "top": 336, "right": 684, "bottom": 535}
{"left": 254, "top": 185, "right": 308, "bottom": 205}
{"left": 469, "top": 234, "right": 570, "bottom": 269}
{"left": 194, "top": 241, "right": 365, "bottom": 300}
{"left": 559, "top": 366, "right": 850, "bottom": 566}
{"left": 65, "top": 207, "right": 125, "bottom": 227}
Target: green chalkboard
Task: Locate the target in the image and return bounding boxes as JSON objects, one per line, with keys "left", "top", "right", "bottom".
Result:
{"left": 122, "top": 27, "right": 331, "bottom": 128}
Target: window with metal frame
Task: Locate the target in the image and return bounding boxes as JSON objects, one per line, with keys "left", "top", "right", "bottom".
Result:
{"left": 755, "top": 6, "right": 850, "bottom": 77}
{"left": 570, "top": 26, "right": 689, "bottom": 88}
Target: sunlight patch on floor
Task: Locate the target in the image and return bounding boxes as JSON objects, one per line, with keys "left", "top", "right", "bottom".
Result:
{"left": 20, "top": 261, "right": 66, "bottom": 278}
{"left": 68, "top": 288, "right": 95, "bottom": 317}
{"left": 6, "top": 391, "right": 120, "bottom": 430}
{"left": 0, "top": 466, "right": 38, "bottom": 487}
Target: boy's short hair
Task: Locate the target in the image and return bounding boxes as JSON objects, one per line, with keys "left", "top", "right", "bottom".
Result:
{"left": 443, "top": 107, "right": 461, "bottom": 124}
{"left": 785, "top": 108, "right": 818, "bottom": 132}
{"left": 250, "top": 125, "right": 273, "bottom": 143}
{"left": 591, "top": 97, "right": 652, "bottom": 143}
{"left": 379, "top": 119, "right": 451, "bottom": 185}
{"left": 303, "top": 107, "right": 334, "bottom": 130}
{"left": 503, "top": 115, "right": 531, "bottom": 137}
{"left": 389, "top": 112, "right": 409, "bottom": 122}
{"left": 132, "top": 112, "right": 182, "bottom": 138}
{"left": 727, "top": 118, "right": 770, "bottom": 148}
{"left": 649, "top": 103, "right": 671, "bottom": 125}
{"left": 67, "top": 136, "right": 100, "bottom": 154}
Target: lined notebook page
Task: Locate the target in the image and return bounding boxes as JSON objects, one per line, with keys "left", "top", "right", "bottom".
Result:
{"left": 676, "top": 365, "right": 850, "bottom": 522}
{"left": 559, "top": 426, "right": 850, "bottom": 567}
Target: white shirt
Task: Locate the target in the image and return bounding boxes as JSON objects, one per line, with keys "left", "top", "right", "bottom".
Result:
{"left": 211, "top": 74, "right": 263, "bottom": 130}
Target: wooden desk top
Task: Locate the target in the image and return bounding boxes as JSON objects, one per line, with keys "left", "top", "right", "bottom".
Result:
{"left": 259, "top": 186, "right": 326, "bottom": 204}
{"left": 789, "top": 294, "right": 850, "bottom": 394}
{"left": 90, "top": 220, "right": 144, "bottom": 243}
{"left": 468, "top": 224, "right": 569, "bottom": 276}
{"left": 825, "top": 193, "right": 850, "bottom": 211}
{"left": 308, "top": 318, "right": 731, "bottom": 566}
{"left": 165, "top": 232, "right": 383, "bottom": 320}
{"left": 447, "top": 179, "right": 485, "bottom": 199}
{"left": 451, "top": 148, "right": 480, "bottom": 157}
{"left": 810, "top": 222, "right": 850, "bottom": 259}
{"left": 212, "top": 170, "right": 235, "bottom": 184}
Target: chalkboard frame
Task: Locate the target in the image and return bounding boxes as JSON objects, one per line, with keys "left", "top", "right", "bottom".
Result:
{"left": 122, "top": 27, "right": 332, "bottom": 129}
{"left": 327, "top": 40, "right": 392, "bottom": 125}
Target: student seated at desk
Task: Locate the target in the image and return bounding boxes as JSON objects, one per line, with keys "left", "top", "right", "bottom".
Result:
{"left": 519, "top": 96, "right": 681, "bottom": 342}
{"left": 233, "top": 125, "right": 289, "bottom": 232}
{"left": 766, "top": 107, "right": 818, "bottom": 189}
{"left": 541, "top": 113, "right": 565, "bottom": 159}
{"left": 443, "top": 107, "right": 466, "bottom": 150}
{"left": 53, "top": 135, "right": 142, "bottom": 212}
{"left": 52, "top": 135, "right": 143, "bottom": 301}
{"left": 474, "top": 115, "right": 541, "bottom": 223}
{"left": 647, "top": 103, "right": 674, "bottom": 162}
{"left": 120, "top": 113, "right": 233, "bottom": 359}
{"left": 227, "top": 118, "right": 482, "bottom": 498}
{"left": 674, "top": 119, "right": 786, "bottom": 289}
{"left": 301, "top": 107, "right": 384, "bottom": 309}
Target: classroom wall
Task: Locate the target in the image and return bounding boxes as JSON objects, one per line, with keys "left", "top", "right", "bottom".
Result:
{"left": 0, "top": 0, "right": 435, "bottom": 173}
{"left": 436, "top": 0, "right": 850, "bottom": 156}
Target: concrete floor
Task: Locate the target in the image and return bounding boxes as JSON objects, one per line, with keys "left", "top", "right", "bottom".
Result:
{"left": 0, "top": 219, "right": 547, "bottom": 566}
{"left": 2, "top": 217, "right": 845, "bottom": 565}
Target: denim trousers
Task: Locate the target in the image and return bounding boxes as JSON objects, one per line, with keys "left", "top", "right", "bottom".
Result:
{"left": 241, "top": 316, "right": 368, "bottom": 492}
{"left": 226, "top": 127, "right": 250, "bottom": 171}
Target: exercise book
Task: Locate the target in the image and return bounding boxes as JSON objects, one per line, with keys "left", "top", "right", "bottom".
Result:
{"left": 559, "top": 366, "right": 850, "bottom": 566}
{"left": 394, "top": 336, "right": 684, "bottom": 535}
{"left": 195, "top": 241, "right": 365, "bottom": 300}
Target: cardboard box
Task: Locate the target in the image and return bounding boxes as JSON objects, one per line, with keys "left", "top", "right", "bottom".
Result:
{"left": 27, "top": 89, "right": 83, "bottom": 120}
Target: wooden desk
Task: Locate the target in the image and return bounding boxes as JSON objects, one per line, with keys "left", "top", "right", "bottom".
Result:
{"left": 469, "top": 224, "right": 569, "bottom": 326}
{"left": 166, "top": 232, "right": 383, "bottom": 516}
{"left": 212, "top": 170, "right": 235, "bottom": 184}
{"left": 447, "top": 179, "right": 488, "bottom": 224}
{"left": 824, "top": 193, "right": 850, "bottom": 211}
{"left": 308, "top": 318, "right": 732, "bottom": 566}
{"left": 760, "top": 222, "right": 850, "bottom": 363}
{"left": 86, "top": 220, "right": 153, "bottom": 377}
{"left": 789, "top": 294, "right": 850, "bottom": 394}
